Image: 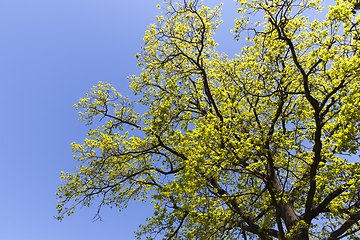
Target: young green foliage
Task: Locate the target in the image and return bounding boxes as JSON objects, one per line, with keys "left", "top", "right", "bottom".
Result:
{"left": 56, "top": 0, "right": 360, "bottom": 239}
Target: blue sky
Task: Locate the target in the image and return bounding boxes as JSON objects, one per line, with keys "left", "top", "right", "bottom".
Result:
{"left": 0, "top": 0, "right": 338, "bottom": 239}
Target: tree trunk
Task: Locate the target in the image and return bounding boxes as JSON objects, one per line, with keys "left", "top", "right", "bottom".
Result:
{"left": 290, "top": 229, "right": 309, "bottom": 240}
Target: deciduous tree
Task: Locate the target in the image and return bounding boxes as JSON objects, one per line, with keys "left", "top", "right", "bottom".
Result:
{"left": 56, "top": 0, "right": 360, "bottom": 239}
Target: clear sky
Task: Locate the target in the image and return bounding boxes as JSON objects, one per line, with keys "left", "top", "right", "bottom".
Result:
{"left": 0, "top": 0, "right": 336, "bottom": 239}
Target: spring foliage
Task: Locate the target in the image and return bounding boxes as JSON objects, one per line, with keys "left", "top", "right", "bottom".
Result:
{"left": 56, "top": 0, "right": 360, "bottom": 239}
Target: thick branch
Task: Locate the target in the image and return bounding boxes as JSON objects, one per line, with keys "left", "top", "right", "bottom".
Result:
{"left": 204, "top": 175, "right": 276, "bottom": 239}
{"left": 327, "top": 211, "right": 360, "bottom": 240}
{"left": 306, "top": 186, "right": 348, "bottom": 220}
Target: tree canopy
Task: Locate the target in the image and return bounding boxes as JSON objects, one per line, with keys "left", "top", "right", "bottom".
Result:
{"left": 56, "top": 0, "right": 360, "bottom": 239}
